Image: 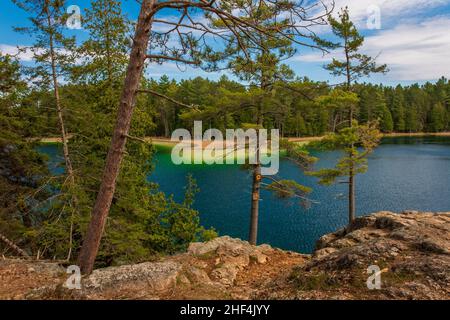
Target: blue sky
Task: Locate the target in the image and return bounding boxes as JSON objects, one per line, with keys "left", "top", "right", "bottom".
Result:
{"left": 1, "top": 0, "right": 450, "bottom": 86}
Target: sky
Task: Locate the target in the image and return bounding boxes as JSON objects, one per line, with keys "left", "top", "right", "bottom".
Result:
{"left": 1, "top": 0, "right": 450, "bottom": 86}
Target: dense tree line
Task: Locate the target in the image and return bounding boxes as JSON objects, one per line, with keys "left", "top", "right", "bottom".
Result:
{"left": 27, "top": 75, "right": 450, "bottom": 140}
{"left": 140, "top": 75, "right": 450, "bottom": 137}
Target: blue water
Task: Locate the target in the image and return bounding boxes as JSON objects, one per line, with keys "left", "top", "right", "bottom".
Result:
{"left": 39, "top": 136, "right": 450, "bottom": 253}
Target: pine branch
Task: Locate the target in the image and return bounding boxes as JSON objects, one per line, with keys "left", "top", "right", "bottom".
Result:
{"left": 145, "top": 54, "right": 199, "bottom": 65}
{"left": 137, "top": 88, "right": 198, "bottom": 110}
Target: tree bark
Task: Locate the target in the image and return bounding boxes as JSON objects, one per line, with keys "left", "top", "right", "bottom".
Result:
{"left": 348, "top": 106, "right": 356, "bottom": 225}
{"left": 160, "top": 105, "right": 170, "bottom": 137}
{"left": 348, "top": 168, "right": 355, "bottom": 224}
{"left": 77, "top": 0, "right": 156, "bottom": 274}
{"left": 249, "top": 93, "right": 263, "bottom": 245}
{"left": 249, "top": 165, "right": 261, "bottom": 245}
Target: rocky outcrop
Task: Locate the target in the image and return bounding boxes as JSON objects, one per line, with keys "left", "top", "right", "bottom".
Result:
{"left": 1, "top": 211, "right": 449, "bottom": 300}
{"left": 188, "top": 236, "right": 272, "bottom": 287}
{"left": 0, "top": 260, "right": 65, "bottom": 299}
{"left": 16, "top": 235, "right": 304, "bottom": 300}
{"left": 260, "top": 211, "right": 450, "bottom": 300}
{"left": 84, "top": 261, "right": 182, "bottom": 291}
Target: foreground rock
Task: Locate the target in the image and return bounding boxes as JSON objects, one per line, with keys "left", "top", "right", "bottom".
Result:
{"left": 1, "top": 211, "right": 449, "bottom": 300}
{"left": 14, "top": 236, "right": 305, "bottom": 300}
{"left": 258, "top": 211, "right": 450, "bottom": 300}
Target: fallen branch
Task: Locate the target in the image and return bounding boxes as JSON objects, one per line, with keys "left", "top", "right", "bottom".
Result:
{"left": 0, "top": 233, "right": 30, "bottom": 259}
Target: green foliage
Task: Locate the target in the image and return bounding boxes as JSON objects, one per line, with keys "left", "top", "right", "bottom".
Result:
{"left": 266, "top": 179, "right": 312, "bottom": 198}
{"left": 2, "top": 1, "right": 449, "bottom": 263}
{"left": 146, "top": 175, "right": 217, "bottom": 255}
{"left": 308, "top": 121, "right": 382, "bottom": 186}
{"left": 13, "top": 0, "right": 76, "bottom": 88}
{"left": 324, "top": 7, "right": 387, "bottom": 86}
{"left": 281, "top": 139, "right": 318, "bottom": 170}
{"left": 127, "top": 76, "right": 450, "bottom": 137}
{"left": 429, "top": 103, "right": 447, "bottom": 132}
{"left": 0, "top": 54, "right": 49, "bottom": 250}
{"left": 3, "top": 0, "right": 216, "bottom": 266}
{"left": 369, "top": 92, "right": 394, "bottom": 132}
{"left": 70, "top": 0, "right": 130, "bottom": 86}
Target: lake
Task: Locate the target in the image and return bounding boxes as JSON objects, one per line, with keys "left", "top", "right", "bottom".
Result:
{"left": 39, "top": 136, "right": 450, "bottom": 254}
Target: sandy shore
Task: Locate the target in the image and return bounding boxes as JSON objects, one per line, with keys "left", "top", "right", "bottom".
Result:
{"left": 37, "top": 132, "right": 450, "bottom": 145}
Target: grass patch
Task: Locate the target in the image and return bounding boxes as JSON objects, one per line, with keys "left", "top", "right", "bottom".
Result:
{"left": 192, "top": 251, "right": 216, "bottom": 260}
{"left": 291, "top": 271, "right": 339, "bottom": 291}
{"left": 382, "top": 269, "right": 418, "bottom": 286}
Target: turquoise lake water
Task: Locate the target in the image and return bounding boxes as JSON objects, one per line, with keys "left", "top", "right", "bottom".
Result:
{"left": 39, "top": 136, "right": 450, "bottom": 253}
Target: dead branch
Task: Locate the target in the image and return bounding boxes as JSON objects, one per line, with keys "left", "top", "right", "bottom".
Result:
{"left": 0, "top": 233, "right": 30, "bottom": 259}
{"left": 137, "top": 88, "right": 199, "bottom": 110}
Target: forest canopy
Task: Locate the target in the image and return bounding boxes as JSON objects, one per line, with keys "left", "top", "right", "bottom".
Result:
{"left": 30, "top": 74, "right": 450, "bottom": 138}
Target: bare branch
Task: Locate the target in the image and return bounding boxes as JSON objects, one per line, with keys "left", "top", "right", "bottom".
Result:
{"left": 137, "top": 88, "right": 198, "bottom": 110}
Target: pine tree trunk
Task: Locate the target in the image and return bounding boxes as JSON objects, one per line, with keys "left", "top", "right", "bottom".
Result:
{"left": 348, "top": 169, "right": 355, "bottom": 225}
{"left": 45, "top": 3, "right": 74, "bottom": 183}
{"left": 348, "top": 106, "right": 356, "bottom": 226}
{"left": 77, "top": 0, "right": 156, "bottom": 274}
{"left": 160, "top": 107, "right": 170, "bottom": 137}
{"left": 345, "top": 41, "right": 356, "bottom": 227}
{"left": 249, "top": 98, "right": 263, "bottom": 245}
{"left": 249, "top": 165, "right": 261, "bottom": 245}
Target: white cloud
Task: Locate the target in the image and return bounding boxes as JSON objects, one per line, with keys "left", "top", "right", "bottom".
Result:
{"left": 364, "top": 17, "right": 450, "bottom": 80}
{"left": 293, "top": 16, "right": 450, "bottom": 81}
{"left": 0, "top": 44, "right": 34, "bottom": 61}
{"left": 320, "top": 0, "right": 449, "bottom": 26}
{"left": 146, "top": 62, "right": 186, "bottom": 77}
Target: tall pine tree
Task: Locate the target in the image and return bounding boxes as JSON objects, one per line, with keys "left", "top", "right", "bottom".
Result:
{"left": 312, "top": 7, "right": 386, "bottom": 225}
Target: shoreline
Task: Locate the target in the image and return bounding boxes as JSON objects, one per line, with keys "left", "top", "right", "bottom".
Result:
{"left": 36, "top": 132, "right": 450, "bottom": 146}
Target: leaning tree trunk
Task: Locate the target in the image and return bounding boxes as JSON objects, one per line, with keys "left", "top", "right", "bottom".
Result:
{"left": 77, "top": 0, "right": 156, "bottom": 274}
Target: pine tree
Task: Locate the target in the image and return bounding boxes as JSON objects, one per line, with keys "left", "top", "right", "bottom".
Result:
{"left": 372, "top": 92, "right": 394, "bottom": 132}
{"left": 313, "top": 7, "right": 386, "bottom": 225}
{"left": 392, "top": 86, "right": 406, "bottom": 132}
{"left": 0, "top": 54, "right": 49, "bottom": 254}
{"left": 77, "top": 0, "right": 331, "bottom": 272}
{"left": 429, "top": 103, "right": 447, "bottom": 132}
{"left": 13, "top": 0, "right": 76, "bottom": 195}
{"left": 13, "top": 0, "right": 80, "bottom": 259}
{"left": 71, "top": 0, "right": 129, "bottom": 87}
{"left": 213, "top": 2, "right": 322, "bottom": 245}
{"left": 405, "top": 106, "right": 420, "bottom": 132}
{"left": 380, "top": 103, "right": 394, "bottom": 132}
